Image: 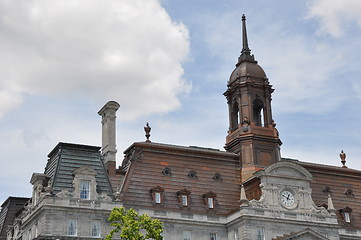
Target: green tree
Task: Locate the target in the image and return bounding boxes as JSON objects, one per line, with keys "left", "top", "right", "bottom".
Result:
{"left": 105, "top": 207, "right": 163, "bottom": 240}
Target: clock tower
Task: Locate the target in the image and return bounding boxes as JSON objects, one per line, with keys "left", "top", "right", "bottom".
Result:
{"left": 224, "top": 15, "right": 282, "bottom": 182}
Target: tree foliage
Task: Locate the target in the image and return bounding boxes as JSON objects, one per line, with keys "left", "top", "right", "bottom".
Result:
{"left": 105, "top": 207, "right": 163, "bottom": 240}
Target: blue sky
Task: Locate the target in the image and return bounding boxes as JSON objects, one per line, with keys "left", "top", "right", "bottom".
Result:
{"left": 1, "top": 0, "right": 361, "bottom": 203}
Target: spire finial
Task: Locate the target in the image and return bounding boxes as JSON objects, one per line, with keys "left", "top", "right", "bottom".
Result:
{"left": 242, "top": 14, "right": 250, "bottom": 55}
{"left": 144, "top": 122, "right": 151, "bottom": 142}
{"left": 237, "top": 14, "right": 256, "bottom": 65}
{"left": 340, "top": 150, "right": 347, "bottom": 168}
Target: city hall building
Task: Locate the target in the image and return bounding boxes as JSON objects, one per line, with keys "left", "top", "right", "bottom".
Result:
{"left": 1, "top": 15, "right": 360, "bottom": 240}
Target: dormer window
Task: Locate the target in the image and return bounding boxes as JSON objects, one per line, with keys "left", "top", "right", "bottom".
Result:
{"left": 207, "top": 197, "right": 214, "bottom": 209}
{"left": 73, "top": 166, "right": 97, "bottom": 200}
{"left": 155, "top": 192, "right": 161, "bottom": 204}
{"left": 181, "top": 195, "right": 188, "bottom": 206}
{"left": 80, "top": 181, "right": 90, "bottom": 199}
{"left": 340, "top": 206, "right": 352, "bottom": 224}
{"left": 150, "top": 186, "right": 164, "bottom": 205}
{"left": 203, "top": 191, "right": 216, "bottom": 209}
{"left": 177, "top": 189, "right": 191, "bottom": 208}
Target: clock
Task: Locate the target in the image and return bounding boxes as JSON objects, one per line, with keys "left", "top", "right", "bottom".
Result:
{"left": 280, "top": 190, "right": 295, "bottom": 208}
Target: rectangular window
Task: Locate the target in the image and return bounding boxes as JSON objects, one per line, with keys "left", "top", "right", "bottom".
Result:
{"left": 67, "top": 220, "right": 77, "bottom": 236}
{"left": 182, "top": 195, "right": 188, "bottom": 206}
{"left": 91, "top": 221, "right": 101, "bottom": 237}
{"left": 183, "top": 231, "right": 191, "bottom": 240}
{"left": 345, "top": 212, "right": 351, "bottom": 223}
{"left": 234, "top": 229, "right": 239, "bottom": 240}
{"left": 80, "top": 181, "right": 90, "bottom": 199}
{"left": 155, "top": 192, "right": 161, "bottom": 204}
{"left": 257, "top": 227, "right": 265, "bottom": 240}
{"left": 210, "top": 232, "right": 218, "bottom": 240}
{"left": 208, "top": 198, "right": 214, "bottom": 209}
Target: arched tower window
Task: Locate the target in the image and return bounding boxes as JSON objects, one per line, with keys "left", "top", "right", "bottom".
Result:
{"left": 253, "top": 99, "right": 264, "bottom": 127}
{"left": 231, "top": 103, "right": 239, "bottom": 131}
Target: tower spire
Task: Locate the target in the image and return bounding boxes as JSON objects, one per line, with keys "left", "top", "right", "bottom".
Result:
{"left": 238, "top": 14, "right": 256, "bottom": 65}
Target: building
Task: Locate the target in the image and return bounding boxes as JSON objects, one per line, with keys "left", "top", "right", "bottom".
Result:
{"left": 1, "top": 15, "right": 361, "bottom": 240}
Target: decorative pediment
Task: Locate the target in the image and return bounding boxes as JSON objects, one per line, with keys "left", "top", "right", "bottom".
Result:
{"left": 73, "top": 166, "right": 97, "bottom": 176}
{"left": 203, "top": 191, "right": 217, "bottom": 198}
{"left": 274, "top": 228, "right": 329, "bottom": 240}
{"left": 177, "top": 188, "right": 191, "bottom": 196}
{"left": 150, "top": 186, "right": 164, "bottom": 193}
{"left": 255, "top": 161, "right": 313, "bottom": 180}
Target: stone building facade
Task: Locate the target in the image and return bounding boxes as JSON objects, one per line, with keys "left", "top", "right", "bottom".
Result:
{"left": 2, "top": 15, "right": 361, "bottom": 240}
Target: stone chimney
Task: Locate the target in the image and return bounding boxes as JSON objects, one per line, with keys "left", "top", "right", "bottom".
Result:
{"left": 98, "top": 101, "right": 120, "bottom": 176}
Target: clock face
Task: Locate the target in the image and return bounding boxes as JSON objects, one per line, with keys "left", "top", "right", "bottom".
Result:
{"left": 281, "top": 190, "right": 295, "bottom": 207}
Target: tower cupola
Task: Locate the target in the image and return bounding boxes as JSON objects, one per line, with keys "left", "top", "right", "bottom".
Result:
{"left": 224, "top": 15, "right": 282, "bottom": 182}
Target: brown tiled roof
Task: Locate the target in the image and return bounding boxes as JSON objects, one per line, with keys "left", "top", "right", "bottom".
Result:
{"left": 300, "top": 161, "right": 361, "bottom": 230}
{"left": 120, "top": 142, "right": 240, "bottom": 216}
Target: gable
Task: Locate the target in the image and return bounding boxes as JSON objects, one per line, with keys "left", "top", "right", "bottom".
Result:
{"left": 256, "top": 161, "right": 313, "bottom": 181}
{"left": 275, "top": 228, "right": 329, "bottom": 240}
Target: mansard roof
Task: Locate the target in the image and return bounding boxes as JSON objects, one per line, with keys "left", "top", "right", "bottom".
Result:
{"left": 119, "top": 141, "right": 240, "bottom": 216}
{"left": 44, "top": 142, "right": 113, "bottom": 196}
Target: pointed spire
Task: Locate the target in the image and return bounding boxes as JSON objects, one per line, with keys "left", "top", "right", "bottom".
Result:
{"left": 327, "top": 194, "right": 336, "bottom": 214}
{"left": 237, "top": 14, "right": 256, "bottom": 65}
{"left": 242, "top": 14, "right": 250, "bottom": 55}
{"left": 240, "top": 185, "right": 249, "bottom": 206}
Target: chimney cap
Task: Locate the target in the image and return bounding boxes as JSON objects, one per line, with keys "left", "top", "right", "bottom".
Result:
{"left": 98, "top": 101, "right": 120, "bottom": 115}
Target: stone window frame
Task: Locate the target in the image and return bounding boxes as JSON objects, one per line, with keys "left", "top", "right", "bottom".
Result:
{"left": 91, "top": 220, "right": 101, "bottom": 237}
{"left": 177, "top": 189, "right": 191, "bottom": 208}
{"left": 203, "top": 191, "right": 217, "bottom": 209}
{"left": 210, "top": 232, "right": 219, "bottom": 240}
{"left": 183, "top": 230, "right": 192, "bottom": 240}
{"left": 150, "top": 186, "right": 165, "bottom": 205}
{"left": 72, "top": 166, "right": 97, "bottom": 200}
{"left": 340, "top": 206, "right": 353, "bottom": 224}
{"left": 67, "top": 219, "right": 77, "bottom": 236}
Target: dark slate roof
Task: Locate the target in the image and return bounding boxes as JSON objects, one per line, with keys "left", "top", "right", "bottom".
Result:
{"left": 0, "top": 197, "right": 30, "bottom": 240}
{"left": 44, "top": 142, "right": 113, "bottom": 196}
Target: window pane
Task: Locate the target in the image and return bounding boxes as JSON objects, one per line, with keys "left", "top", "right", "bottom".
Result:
{"left": 155, "top": 192, "right": 161, "bottom": 203}
{"left": 80, "top": 181, "right": 90, "bottom": 199}
{"left": 67, "top": 220, "right": 77, "bottom": 236}
{"left": 182, "top": 195, "right": 188, "bottom": 206}
{"left": 234, "top": 229, "right": 239, "bottom": 240}
{"left": 345, "top": 212, "right": 351, "bottom": 223}
{"left": 91, "top": 221, "right": 101, "bottom": 237}
{"left": 183, "top": 231, "right": 191, "bottom": 240}
{"left": 257, "top": 228, "right": 265, "bottom": 240}
{"left": 208, "top": 198, "right": 214, "bottom": 209}
{"left": 210, "top": 232, "right": 218, "bottom": 240}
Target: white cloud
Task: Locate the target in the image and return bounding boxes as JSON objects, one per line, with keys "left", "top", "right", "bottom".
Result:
{"left": 0, "top": 0, "right": 190, "bottom": 120}
{"left": 308, "top": 0, "right": 361, "bottom": 37}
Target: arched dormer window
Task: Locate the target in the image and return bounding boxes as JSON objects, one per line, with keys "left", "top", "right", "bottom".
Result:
{"left": 150, "top": 186, "right": 165, "bottom": 205}
{"left": 231, "top": 103, "right": 239, "bottom": 131}
{"left": 177, "top": 189, "right": 191, "bottom": 208}
{"left": 253, "top": 99, "right": 264, "bottom": 127}
{"left": 339, "top": 206, "right": 352, "bottom": 223}
{"left": 203, "top": 191, "right": 217, "bottom": 209}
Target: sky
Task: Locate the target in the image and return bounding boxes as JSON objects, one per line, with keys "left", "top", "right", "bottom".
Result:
{"left": 1, "top": 0, "right": 361, "bottom": 204}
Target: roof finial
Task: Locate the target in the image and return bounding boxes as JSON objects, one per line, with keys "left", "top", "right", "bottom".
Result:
{"left": 242, "top": 14, "right": 250, "bottom": 55}
{"left": 144, "top": 122, "right": 151, "bottom": 142}
{"left": 237, "top": 14, "right": 256, "bottom": 65}
{"left": 340, "top": 150, "right": 347, "bottom": 168}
